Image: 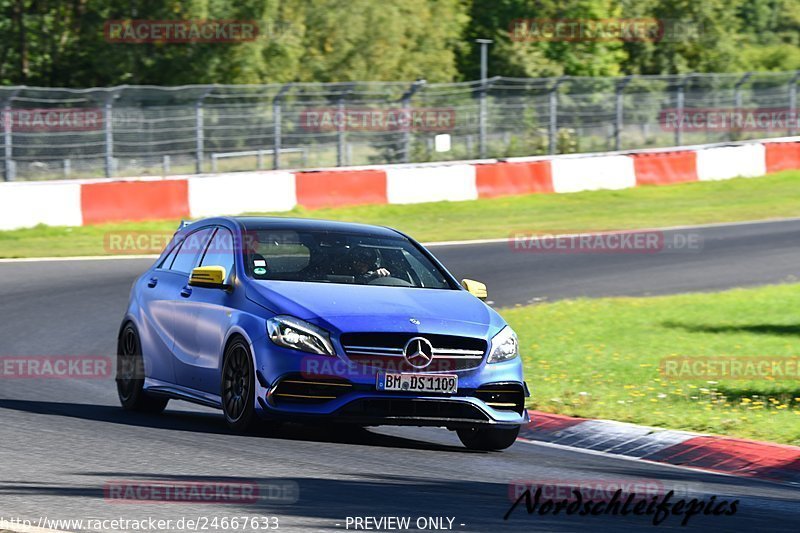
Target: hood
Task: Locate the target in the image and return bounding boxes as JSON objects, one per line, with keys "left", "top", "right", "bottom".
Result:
{"left": 246, "top": 280, "right": 505, "bottom": 337}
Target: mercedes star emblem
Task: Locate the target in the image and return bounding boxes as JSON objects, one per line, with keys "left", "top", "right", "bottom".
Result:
{"left": 403, "top": 337, "right": 434, "bottom": 369}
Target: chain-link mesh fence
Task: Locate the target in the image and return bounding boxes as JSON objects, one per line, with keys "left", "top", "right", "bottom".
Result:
{"left": 2, "top": 71, "right": 799, "bottom": 181}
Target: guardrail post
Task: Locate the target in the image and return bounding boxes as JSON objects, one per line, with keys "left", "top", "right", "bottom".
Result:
{"left": 614, "top": 76, "right": 633, "bottom": 151}
{"left": 163, "top": 155, "right": 170, "bottom": 175}
{"left": 104, "top": 93, "right": 114, "bottom": 178}
{"left": 789, "top": 71, "right": 800, "bottom": 136}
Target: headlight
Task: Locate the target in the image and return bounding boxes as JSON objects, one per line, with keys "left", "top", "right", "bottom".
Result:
{"left": 267, "top": 315, "right": 335, "bottom": 356}
{"left": 487, "top": 326, "right": 519, "bottom": 363}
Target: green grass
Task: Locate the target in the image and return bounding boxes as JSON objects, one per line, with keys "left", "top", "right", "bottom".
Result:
{"left": 1, "top": 169, "right": 800, "bottom": 258}
{"left": 502, "top": 283, "right": 800, "bottom": 446}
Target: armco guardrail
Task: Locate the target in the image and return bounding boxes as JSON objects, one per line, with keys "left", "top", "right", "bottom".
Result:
{"left": 2, "top": 72, "right": 800, "bottom": 181}
{"left": 1, "top": 137, "right": 798, "bottom": 231}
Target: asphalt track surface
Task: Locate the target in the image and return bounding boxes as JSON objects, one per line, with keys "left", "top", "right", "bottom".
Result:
{"left": 1, "top": 218, "right": 799, "bottom": 532}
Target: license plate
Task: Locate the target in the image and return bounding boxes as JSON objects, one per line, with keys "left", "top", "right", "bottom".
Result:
{"left": 378, "top": 373, "right": 458, "bottom": 394}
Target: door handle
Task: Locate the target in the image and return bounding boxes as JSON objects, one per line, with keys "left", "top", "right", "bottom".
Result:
{"left": 180, "top": 286, "right": 192, "bottom": 298}
{"left": 147, "top": 277, "right": 158, "bottom": 288}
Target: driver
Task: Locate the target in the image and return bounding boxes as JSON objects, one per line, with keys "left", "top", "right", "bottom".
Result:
{"left": 351, "top": 247, "right": 390, "bottom": 282}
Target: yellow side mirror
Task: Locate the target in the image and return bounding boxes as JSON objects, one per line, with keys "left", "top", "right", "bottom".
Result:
{"left": 461, "top": 278, "right": 487, "bottom": 300}
{"left": 189, "top": 266, "right": 228, "bottom": 288}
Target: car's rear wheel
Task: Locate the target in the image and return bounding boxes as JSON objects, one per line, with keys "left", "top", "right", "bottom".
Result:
{"left": 221, "top": 338, "right": 257, "bottom": 432}
{"left": 117, "top": 323, "right": 169, "bottom": 413}
{"left": 456, "top": 425, "right": 520, "bottom": 451}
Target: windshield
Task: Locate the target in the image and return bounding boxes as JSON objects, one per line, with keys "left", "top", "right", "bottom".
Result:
{"left": 243, "top": 229, "right": 454, "bottom": 289}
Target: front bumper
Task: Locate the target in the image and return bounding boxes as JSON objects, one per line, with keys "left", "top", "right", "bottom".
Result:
{"left": 254, "top": 370, "right": 529, "bottom": 430}
{"left": 257, "top": 393, "right": 529, "bottom": 430}
{"left": 253, "top": 335, "right": 528, "bottom": 429}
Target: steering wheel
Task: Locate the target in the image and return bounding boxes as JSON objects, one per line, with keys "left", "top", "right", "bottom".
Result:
{"left": 367, "top": 276, "right": 413, "bottom": 287}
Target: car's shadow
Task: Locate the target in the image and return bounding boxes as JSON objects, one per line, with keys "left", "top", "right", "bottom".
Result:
{"left": 0, "top": 398, "right": 474, "bottom": 453}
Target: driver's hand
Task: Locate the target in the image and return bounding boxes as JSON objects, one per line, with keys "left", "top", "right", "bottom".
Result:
{"left": 375, "top": 267, "right": 391, "bottom": 277}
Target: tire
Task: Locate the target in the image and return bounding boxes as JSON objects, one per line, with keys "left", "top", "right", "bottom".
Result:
{"left": 457, "top": 425, "right": 520, "bottom": 451}
{"left": 116, "top": 323, "right": 169, "bottom": 413}
{"left": 221, "top": 338, "right": 257, "bottom": 432}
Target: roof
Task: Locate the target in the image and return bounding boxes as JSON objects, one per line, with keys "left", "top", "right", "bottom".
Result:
{"left": 232, "top": 216, "right": 404, "bottom": 239}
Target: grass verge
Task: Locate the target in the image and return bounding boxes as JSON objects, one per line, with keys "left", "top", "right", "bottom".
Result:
{"left": 504, "top": 283, "right": 800, "bottom": 446}
{"left": 1, "top": 169, "right": 800, "bottom": 258}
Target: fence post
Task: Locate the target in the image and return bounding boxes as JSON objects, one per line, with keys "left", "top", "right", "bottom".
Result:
{"left": 476, "top": 39, "right": 492, "bottom": 159}
{"left": 3, "top": 89, "right": 21, "bottom": 181}
{"left": 195, "top": 99, "right": 204, "bottom": 174}
{"left": 195, "top": 87, "right": 214, "bottom": 174}
{"left": 674, "top": 77, "right": 686, "bottom": 147}
{"left": 3, "top": 100, "right": 12, "bottom": 181}
{"left": 614, "top": 76, "right": 633, "bottom": 151}
{"left": 733, "top": 72, "right": 752, "bottom": 141}
{"left": 337, "top": 94, "right": 346, "bottom": 167}
{"left": 734, "top": 72, "right": 752, "bottom": 110}
{"left": 789, "top": 71, "right": 800, "bottom": 136}
{"left": 104, "top": 93, "right": 114, "bottom": 179}
{"left": 273, "top": 83, "right": 292, "bottom": 170}
{"left": 401, "top": 79, "right": 426, "bottom": 163}
{"left": 548, "top": 78, "right": 566, "bottom": 155}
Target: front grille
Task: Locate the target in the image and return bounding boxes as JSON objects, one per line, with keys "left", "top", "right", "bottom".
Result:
{"left": 339, "top": 398, "right": 489, "bottom": 421}
{"left": 270, "top": 376, "right": 352, "bottom": 405}
{"left": 474, "top": 383, "right": 526, "bottom": 414}
{"left": 340, "top": 332, "right": 487, "bottom": 372}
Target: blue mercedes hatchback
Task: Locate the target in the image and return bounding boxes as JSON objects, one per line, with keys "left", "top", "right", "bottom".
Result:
{"left": 117, "top": 217, "right": 529, "bottom": 450}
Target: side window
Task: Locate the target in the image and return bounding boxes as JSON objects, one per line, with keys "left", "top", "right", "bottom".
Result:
{"left": 200, "top": 228, "right": 236, "bottom": 282}
{"left": 170, "top": 227, "right": 215, "bottom": 274}
{"left": 158, "top": 239, "right": 182, "bottom": 270}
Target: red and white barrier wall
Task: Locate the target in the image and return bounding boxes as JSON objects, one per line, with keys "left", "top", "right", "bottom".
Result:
{"left": 1, "top": 137, "right": 800, "bottom": 231}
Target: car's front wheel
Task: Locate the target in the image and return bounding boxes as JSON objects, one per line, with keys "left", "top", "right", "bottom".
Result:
{"left": 457, "top": 425, "right": 520, "bottom": 451}
{"left": 116, "top": 323, "right": 169, "bottom": 413}
{"left": 221, "top": 338, "right": 257, "bottom": 432}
